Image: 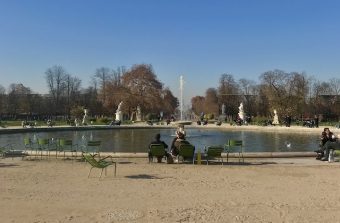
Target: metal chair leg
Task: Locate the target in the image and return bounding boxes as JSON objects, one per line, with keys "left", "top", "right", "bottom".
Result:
{"left": 88, "top": 167, "right": 93, "bottom": 178}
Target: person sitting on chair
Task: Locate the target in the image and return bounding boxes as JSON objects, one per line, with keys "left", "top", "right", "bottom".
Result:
{"left": 148, "top": 133, "right": 168, "bottom": 163}
{"left": 320, "top": 128, "right": 339, "bottom": 161}
{"left": 170, "top": 130, "right": 190, "bottom": 157}
{"left": 317, "top": 128, "right": 338, "bottom": 161}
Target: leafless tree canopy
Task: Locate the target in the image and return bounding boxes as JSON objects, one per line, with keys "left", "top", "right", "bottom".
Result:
{"left": 191, "top": 70, "right": 339, "bottom": 122}
{"left": 0, "top": 65, "right": 338, "bottom": 122}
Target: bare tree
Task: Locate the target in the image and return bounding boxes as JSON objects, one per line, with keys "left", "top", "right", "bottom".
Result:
{"left": 218, "top": 74, "right": 240, "bottom": 115}
{"left": 204, "top": 88, "right": 219, "bottom": 118}
{"left": 121, "top": 64, "right": 164, "bottom": 117}
{"left": 239, "top": 78, "right": 257, "bottom": 116}
{"left": 45, "top": 65, "right": 67, "bottom": 114}
{"left": 161, "top": 87, "right": 178, "bottom": 118}
{"left": 7, "top": 83, "right": 32, "bottom": 115}
{"left": 94, "top": 67, "right": 112, "bottom": 105}
{"left": 0, "top": 85, "right": 6, "bottom": 114}
{"left": 329, "top": 78, "right": 340, "bottom": 95}
{"left": 112, "top": 66, "right": 125, "bottom": 86}
{"left": 191, "top": 96, "right": 205, "bottom": 117}
{"left": 64, "top": 74, "right": 82, "bottom": 115}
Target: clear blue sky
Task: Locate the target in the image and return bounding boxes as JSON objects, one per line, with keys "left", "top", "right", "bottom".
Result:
{"left": 1, "top": 0, "right": 339, "bottom": 104}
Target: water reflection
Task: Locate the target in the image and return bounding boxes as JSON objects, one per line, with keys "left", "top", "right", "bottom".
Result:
{"left": 0, "top": 128, "right": 320, "bottom": 153}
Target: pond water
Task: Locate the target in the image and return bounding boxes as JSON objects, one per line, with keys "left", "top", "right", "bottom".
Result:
{"left": 0, "top": 128, "right": 321, "bottom": 153}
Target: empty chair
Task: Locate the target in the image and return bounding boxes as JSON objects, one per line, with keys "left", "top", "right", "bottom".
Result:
{"left": 81, "top": 140, "right": 102, "bottom": 157}
{"left": 178, "top": 144, "right": 195, "bottom": 164}
{"left": 82, "top": 153, "right": 117, "bottom": 178}
{"left": 149, "top": 144, "right": 167, "bottom": 163}
{"left": 205, "top": 146, "right": 224, "bottom": 165}
{"left": 37, "top": 138, "right": 53, "bottom": 159}
{"left": 225, "top": 140, "right": 244, "bottom": 163}
{"left": 23, "top": 137, "right": 40, "bottom": 159}
{"left": 23, "top": 137, "right": 32, "bottom": 157}
{"left": 0, "top": 144, "right": 13, "bottom": 159}
{"left": 58, "top": 139, "right": 78, "bottom": 159}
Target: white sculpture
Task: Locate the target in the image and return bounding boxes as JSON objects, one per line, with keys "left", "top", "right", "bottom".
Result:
{"left": 136, "top": 105, "right": 142, "bottom": 121}
{"left": 221, "top": 103, "right": 226, "bottom": 115}
{"left": 238, "top": 102, "right": 244, "bottom": 120}
{"left": 82, "top": 108, "right": 88, "bottom": 125}
{"left": 273, "top": 109, "right": 279, "bottom": 125}
{"left": 74, "top": 118, "right": 79, "bottom": 127}
{"left": 115, "top": 101, "right": 123, "bottom": 121}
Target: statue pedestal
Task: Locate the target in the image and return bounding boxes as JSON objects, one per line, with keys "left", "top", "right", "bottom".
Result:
{"left": 273, "top": 110, "right": 279, "bottom": 125}
{"left": 273, "top": 116, "right": 279, "bottom": 125}
{"left": 82, "top": 109, "right": 88, "bottom": 125}
{"left": 238, "top": 112, "right": 244, "bottom": 121}
{"left": 136, "top": 114, "right": 142, "bottom": 122}
{"left": 218, "top": 115, "right": 226, "bottom": 122}
{"left": 116, "top": 112, "right": 123, "bottom": 121}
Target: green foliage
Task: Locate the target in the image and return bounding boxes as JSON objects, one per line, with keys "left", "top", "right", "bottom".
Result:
{"left": 122, "top": 120, "right": 133, "bottom": 125}
{"left": 204, "top": 113, "right": 214, "bottom": 120}
{"left": 251, "top": 116, "right": 270, "bottom": 126}
{"left": 145, "top": 113, "right": 158, "bottom": 121}
{"left": 89, "top": 118, "right": 97, "bottom": 122}
{"left": 99, "top": 117, "right": 111, "bottom": 124}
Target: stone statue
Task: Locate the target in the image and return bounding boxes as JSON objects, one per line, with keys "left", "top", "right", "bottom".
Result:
{"left": 221, "top": 103, "right": 226, "bottom": 115}
{"left": 116, "top": 101, "right": 123, "bottom": 113}
{"left": 82, "top": 108, "right": 88, "bottom": 125}
{"left": 136, "top": 105, "right": 142, "bottom": 121}
{"left": 273, "top": 109, "right": 279, "bottom": 125}
{"left": 238, "top": 102, "right": 244, "bottom": 121}
{"left": 115, "top": 101, "right": 123, "bottom": 121}
{"left": 74, "top": 118, "right": 79, "bottom": 127}
{"left": 218, "top": 103, "right": 227, "bottom": 122}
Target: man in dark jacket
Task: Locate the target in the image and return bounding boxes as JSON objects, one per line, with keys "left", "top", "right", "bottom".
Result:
{"left": 148, "top": 133, "right": 168, "bottom": 163}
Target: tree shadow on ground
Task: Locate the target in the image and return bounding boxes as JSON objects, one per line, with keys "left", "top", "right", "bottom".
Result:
{"left": 117, "top": 161, "right": 133, "bottom": 164}
{"left": 125, "top": 174, "right": 163, "bottom": 179}
{"left": 223, "top": 161, "right": 278, "bottom": 166}
{"left": 200, "top": 161, "right": 278, "bottom": 166}
{"left": 0, "top": 163, "right": 20, "bottom": 168}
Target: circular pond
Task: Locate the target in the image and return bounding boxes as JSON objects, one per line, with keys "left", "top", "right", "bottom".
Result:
{"left": 0, "top": 127, "right": 320, "bottom": 153}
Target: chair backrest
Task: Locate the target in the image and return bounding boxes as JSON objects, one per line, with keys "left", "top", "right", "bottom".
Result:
{"left": 38, "top": 138, "right": 49, "bottom": 145}
{"left": 226, "top": 140, "right": 243, "bottom": 152}
{"left": 82, "top": 153, "right": 101, "bottom": 168}
{"left": 87, "top": 140, "right": 101, "bottom": 147}
{"left": 179, "top": 144, "right": 195, "bottom": 158}
{"left": 228, "top": 140, "right": 243, "bottom": 147}
{"left": 59, "top": 139, "right": 73, "bottom": 147}
{"left": 24, "top": 137, "right": 31, "bottom": 146}
{"left": 150, "top": 144, "right": 165, "bottom": 156}
{"left": 206, "top": 146, "right": 224, "bottom": 157}
{"left": 85, "top": 140, "right": 101, "bottom": 153}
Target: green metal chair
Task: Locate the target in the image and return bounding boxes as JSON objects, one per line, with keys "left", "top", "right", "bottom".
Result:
{"left": 205, "top": 146, "right": 224, "bottom": 165}
{"left": 23, "top": 137, "right": 39, "bottom": 160}
{"left": 23, "top": 137, "right": 34, "bottom": 154}
{"left": 81, "top": 140, "right": 102, "bottom": 157}
{"left": 0, "top": 144, "right": 13, "bottom": 159}
{"left": 82, "top": 153, "right": 117, "bottom": 178}
{"left": 178, "top": 144, "right": 195, "bottom": 164}
{"left": 58, "top": 139, "right": 78, "bottom": 160}
{"left": 149, "top": 144, "right": 166, "bottom": 163}
{"left": 37, "top": 138, "right": 52, "bottom": 159}
{"left": 225, "top": 140, "right": 244, "bottom": 163}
